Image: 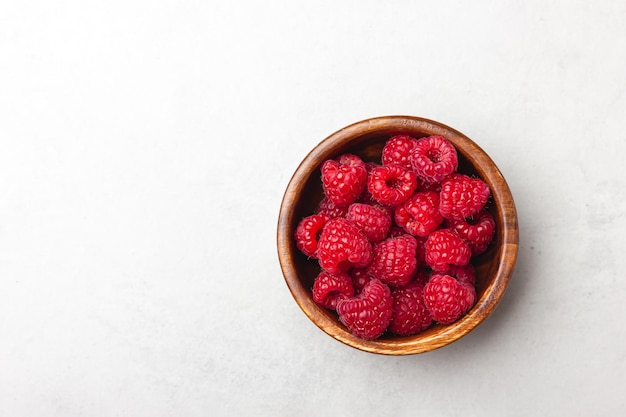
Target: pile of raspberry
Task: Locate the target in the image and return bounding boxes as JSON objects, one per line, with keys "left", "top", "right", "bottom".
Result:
{"left": 294, "top": 135, "right": 496, "bottom": 340}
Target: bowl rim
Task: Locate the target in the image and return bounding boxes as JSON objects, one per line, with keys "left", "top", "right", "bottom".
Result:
{"left": 277, "top": 115, "right": 519, "bottom": 355}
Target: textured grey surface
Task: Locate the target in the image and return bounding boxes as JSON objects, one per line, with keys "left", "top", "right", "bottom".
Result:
{"left": 1, "top": 1, "right": 625, "bottom": 415}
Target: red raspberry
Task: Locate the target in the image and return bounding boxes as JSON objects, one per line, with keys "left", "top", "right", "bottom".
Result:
{"left": 317, "top": 218, "right": 373, "bottom": 274}
{"left": 446, "top": 210, "right": 496, "bottom": 255}
{"left": 381, "top": 135, "right": 418, "bottom": 170}
{"left": 446, "top": 264, "right": 475, "bottom": 286}
{"left": 312, "top": 271, "right": 354, "bottom": 310}
{"left": 321, "top": 154, "right": 367, "bottom": 207}
{"left": 346, "top": 203, "right": 392, "bottom": 243}
{"left": 367, "top": 234, "right": 418, "bottom": 287}
{"left": 336, "top": 279, "right": 393, "bottom": 339}
{"left": 424, "top": 274, "right": 476, "bottom": 324}
{"left": 439, "top": 174, "right": 491, "bottom": 221}
{"left": 389, "top": 282, "right": 433, "bottom": 336}
{"left": 294, "top": 213, "right": 330, "bottom": 258}
{"left": 349, "top": 267, "right": 373, "bottom": 294}
{"left": 367, "top": 165, "right": 418, "bottom": 206}
{"left": 317, "top": 197, "right": 349, "bottom": 219}
{"left": 394, "top": 191, "right": 443, "bottom": 237}
{"left": 410, "top": 135, "right": 458, "bottom": 184}
{"left": 388, "top": 232, "right": 426, "bottom": 263}
{"left": 424, "top": 229, "right": 471, "bottom": 273}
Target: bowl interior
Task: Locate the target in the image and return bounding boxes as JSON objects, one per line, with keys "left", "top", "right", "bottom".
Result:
{"left": 278, "top": 116, "right": 518, "bottom": 355}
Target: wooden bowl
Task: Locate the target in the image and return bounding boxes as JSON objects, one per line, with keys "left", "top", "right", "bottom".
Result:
{"left": 277, "top": 115, "right": 518, "bottom": 355}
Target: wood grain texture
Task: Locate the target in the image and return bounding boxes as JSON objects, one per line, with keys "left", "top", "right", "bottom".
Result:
{"left": 277, "top": 115, "right": 519, "bottom": 355}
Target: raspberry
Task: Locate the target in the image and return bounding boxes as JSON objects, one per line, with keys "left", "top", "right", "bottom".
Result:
{"left": 394, "top": 191, "right": 443, "bottom": 237}
{"left": 321, "top": 154, "right": 367, "bottom": 207}
{"left": 381, "top": 135, "right": 418, "bottom": 170}
{"left": 410, "top": 135, "right": 458, "bottom": 183}
{"left": 336, "top": 279, "right": 393, "bottom": 339}
{"left": 446, "top": 210, "right": 496, "bottom": 255}
{"left": 391, "top": 231, "right": 427, "bottom": 264}
{"left": 346, "top": 203, "right": 392, "bottom": 243}
{"left": 312, "top": 271, "right": 355, "bottom": 310}
{"left": 446, "top": 264, "right": 475, "bottom": 286}
{"left": 424, "top": 229, "right": 471, "bottom": 273}
{"left": 317, "top": 218, "right": 373, "bottom": 274}
{"left": 439, "top": 174, "right": 490, "bottom": 221}
{"left": 349, "top": 267, "right": 373, "bottom": 294}
{"left": 367, "top": 165, "right": 418, "bottom": 206}
{"left": 389, "top": 282, "right": 433, "bottom": 336}
{"left": 316, "top": 197, "right": 349, "bottom": 219}
{"left": 294, "top": 213, "right": 330, "bottom": 258}
{"left": 424, "top": 274, "right": 476, "bottom": 324}
{"left": 367, "top": 234, "right": 418, "bottom": 287}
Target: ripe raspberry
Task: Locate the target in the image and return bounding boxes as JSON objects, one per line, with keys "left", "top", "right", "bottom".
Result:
{"left": 446, "top": 264, "right": 475, "bottom": 286}
{"left": 424, "top": 274, "right": 476, "bottom": 324}
{"left": 446, "top": 209, "right": 496, "bottom": 255}
{"left": 321, "top": 154, "right": 367, "bottom": 207}
{"left": 381, "top": 135, "right": 418, "bottom": 170}
{"left": 389, "top": 282, "right": 433, "bottom": 336}
{"left": 394, "top": 191, "right": 443, "bottom": 237}
{"left": 367, "top": 165, "right": 418, "bottom": 206}
{"left": 439, "top": 174, "right": 490, "bottom": 221}
{"left": 317, "top": 197, "right": 349, "bottom": 219}
{"left": 424, "top": 229, "right": 471, "bottom": 273}
{"left": 294, "top": 213, "right": 330, "bottom": 258}
{"left": 388, "top": 233, "right": 426, "bottom": 265}
{"left": 410, "top": 135, "right": 458, "bottom": 183}
{"left": 367, "top": 234, "right": 418, "bottom": 287}
{"left": 312, "top": 271, "right": 354, "bottom": 310}
{"left": 317, "top": 218, "right": 373, "bottom": 274}
{"left": 349, "top": 267, "right": 373, "bottom": 294}
{"left": 346, "top": 203, "right": 392, "bottom": 243}
{"left": 336, "top": 279, "right": 393, "bottom": 339}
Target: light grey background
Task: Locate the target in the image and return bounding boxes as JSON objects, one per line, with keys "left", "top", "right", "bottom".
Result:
{"left": 1, "top": 1, "right": 625, "bottom": 416}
